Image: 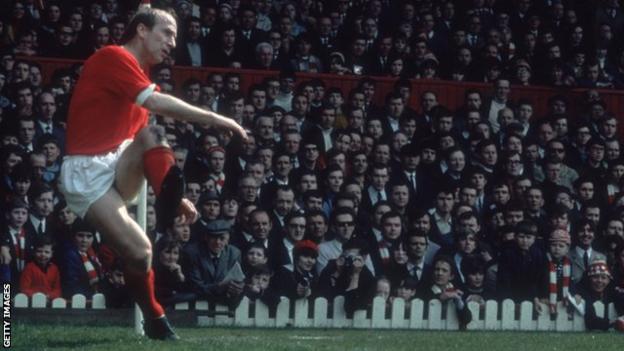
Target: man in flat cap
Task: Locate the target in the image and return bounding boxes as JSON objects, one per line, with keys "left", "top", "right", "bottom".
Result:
{"left": 182, "top": 219, "right": 244, "bottom": 307}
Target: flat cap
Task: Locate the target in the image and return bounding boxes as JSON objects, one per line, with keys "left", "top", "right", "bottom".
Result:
{"left": 205, "top": 219, "right": 232, "bottom": 236}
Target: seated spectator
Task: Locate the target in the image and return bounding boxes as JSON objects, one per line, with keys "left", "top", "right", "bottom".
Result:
{"left": 182, "top": 219, "right": 244, "bottom": 307}
{"left": 19, "top": 235, "right": 61, "bottom": 300}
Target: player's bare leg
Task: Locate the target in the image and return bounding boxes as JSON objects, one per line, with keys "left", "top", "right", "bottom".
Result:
{"left": 88, "top": 125, "right": 193, "bottom": 340}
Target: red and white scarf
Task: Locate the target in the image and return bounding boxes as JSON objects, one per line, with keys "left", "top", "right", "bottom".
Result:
{"left": 210, "top": 172, "right": 226, "bottom": 192}
{"left": 9, "top": 228, "right": 26, "bottom": 272}
{"left": 548, "top": 254, "right": 571, "bottom": 312}
{"left": 431, "top": 282, "right": 455, "bottom": 296}
{"left": 80, "top": 248, "right": 101, "bottom": 290}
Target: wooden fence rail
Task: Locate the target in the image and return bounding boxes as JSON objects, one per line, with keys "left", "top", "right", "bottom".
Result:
{"left": 10, "top": 293, "right": 620, "bottom": 331}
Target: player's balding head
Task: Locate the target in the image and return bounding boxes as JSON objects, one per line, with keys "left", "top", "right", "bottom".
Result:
{"left": 120, "top": 8, "right": 177, "bottom": 45}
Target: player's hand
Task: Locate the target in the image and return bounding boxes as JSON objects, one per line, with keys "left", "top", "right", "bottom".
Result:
{"left": 177, "top": 198, "right": 198, "bottom": 224}
{"left": 232, "top": 124, "right": 249, "bottom": 141}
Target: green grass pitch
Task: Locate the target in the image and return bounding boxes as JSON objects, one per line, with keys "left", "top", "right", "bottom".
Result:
{"left": 11, "top": 323, "right": 623, "bottom": 351}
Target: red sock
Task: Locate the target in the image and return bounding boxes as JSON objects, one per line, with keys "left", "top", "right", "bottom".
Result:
{"left": 143, "top": 146, "right": 175, "bottom": 196}
{"left": 125, "top": 268, "right": 164, "bottom": 319}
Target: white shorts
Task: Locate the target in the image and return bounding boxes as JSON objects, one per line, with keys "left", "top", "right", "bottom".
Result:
{"left": 58, "top": 140, "right": 133, "bottom": 218}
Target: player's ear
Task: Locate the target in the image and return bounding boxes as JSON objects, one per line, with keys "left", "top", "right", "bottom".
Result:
{"left": 136, "top": 22, "right": 149, "bottom": 38}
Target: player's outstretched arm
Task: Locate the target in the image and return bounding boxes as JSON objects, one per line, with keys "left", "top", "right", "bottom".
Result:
{"left": 144, "top": 91, "right": 248, "bottom": 140}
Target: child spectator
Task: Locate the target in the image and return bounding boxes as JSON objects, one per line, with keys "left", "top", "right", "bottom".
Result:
{"left": 99, "top": 260, "right": 132, "bottom": 308}
{"left": 537, "top": 229, "right": 572, "bottom": 314}
{"left": 19, "top": 235, "right": 61, "bottom": 300}
{"left": 374, "top": 277, "right": 392, "bottom": 305}
{"left": 392, "top": 277, "right": 419, "bottom": 303}
{"left": 242, "top": 243, "right": 269, "bottom": 276}
{"left": 573, "top": 260, "right": 624, "bottom": 331}
{"left": 58, "top": 221, "right": 102, "bottom": 299}
{"left": 166, "top": 216, "right": 191, "bottom": 247}
{"left": 1, "top": 198, "right": 33, "bottom": 290}
{"left": 497, "top": 220, "right": 547, "bottom": 303}
{"left": 154, "top": 237, "right": 194, "bottom": 306}
{"left": 243, "top": 264, "right": 279, "bottom": 308}
{"left": 461, "top": 256, "right": 494, "bottom": 307}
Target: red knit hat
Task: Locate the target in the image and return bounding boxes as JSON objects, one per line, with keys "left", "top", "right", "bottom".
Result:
{"left": 549, "top": 229, "right": 571, "bottom": 245}
{"left": 587, "top": 260, "right": 612, "bottom": 278}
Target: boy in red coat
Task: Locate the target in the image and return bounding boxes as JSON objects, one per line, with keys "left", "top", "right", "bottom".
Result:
{"left": 19, "top": 235, "right": 61, "bottom": 300}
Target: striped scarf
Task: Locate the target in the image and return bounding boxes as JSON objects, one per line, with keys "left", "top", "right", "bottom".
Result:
{"left": 80, "top": 248, "right": 101, "bottom": 290}
{"left": 10, "top": 228, "right": 26, "bottom": 272}
{"left": 548, "top": 254, "right": 571, "bottom": 312}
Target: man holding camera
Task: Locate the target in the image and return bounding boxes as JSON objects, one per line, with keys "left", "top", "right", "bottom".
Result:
{"left": 318, "top": 238, "right": 375, "bottom": 315}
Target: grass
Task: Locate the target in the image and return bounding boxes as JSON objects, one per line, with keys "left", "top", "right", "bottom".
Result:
{"left": 10, "top": 323, "right": 623, "bottom": 351}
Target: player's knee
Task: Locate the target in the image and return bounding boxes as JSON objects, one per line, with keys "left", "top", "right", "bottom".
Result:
{"left": 137, "top": 125, "right": 167, "bottom": 148}
{"left": 127, "top": 245, "right": 152, "bottom": 274}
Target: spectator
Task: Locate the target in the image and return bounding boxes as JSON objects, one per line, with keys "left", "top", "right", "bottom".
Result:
{"left": 58, "top": 221, "right": 102, "bottom": 299}
{"left": 182, "top": 219, "right": 244, "bottom": 307}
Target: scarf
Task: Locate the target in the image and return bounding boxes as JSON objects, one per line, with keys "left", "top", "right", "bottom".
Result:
{"left": 431, "top": 282, "right": 455, "bottom": 296}
{"left": 210, "top": 172, "right": 226, "bottom": 192}
{"left": 80, "top": 248, "right": 101, "bottom": 291}
{"left": 10, "top": 228, "right": 26, "bottom": 272}
{"left": 548, "top": 254, "right": 571, "bottom": 312}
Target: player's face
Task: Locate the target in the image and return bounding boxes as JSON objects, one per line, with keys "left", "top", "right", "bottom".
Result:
{"left": 143, "top": 14, "right": 177, "bottom": 65}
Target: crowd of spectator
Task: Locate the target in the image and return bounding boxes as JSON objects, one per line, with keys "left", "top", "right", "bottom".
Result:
{"left": 5, "top": 0, "right": 624, "bottom": 87}
{"left": 1, "top": 0, "right": 624, "bottom": 331}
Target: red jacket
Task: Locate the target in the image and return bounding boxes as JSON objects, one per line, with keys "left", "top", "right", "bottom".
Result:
{"left": 19, "top": 261, "right": 62, "bottom": 300}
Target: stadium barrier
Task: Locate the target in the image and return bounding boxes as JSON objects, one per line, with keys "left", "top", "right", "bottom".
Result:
{"left": 24, "top": 56, "right": 624, "bottom": 136}
{"left": 11, "top": 293, "right": 619, "bottom": 332}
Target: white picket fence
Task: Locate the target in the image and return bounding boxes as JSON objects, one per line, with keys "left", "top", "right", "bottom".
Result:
{"left": 11, "top": 292, "right": 620, "bottom": 331}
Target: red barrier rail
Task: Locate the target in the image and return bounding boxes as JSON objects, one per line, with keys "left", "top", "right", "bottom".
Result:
{"left": 27, "top": 56, "right": 624, "bottom": 127}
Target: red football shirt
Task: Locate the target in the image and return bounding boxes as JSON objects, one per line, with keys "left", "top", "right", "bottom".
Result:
{"left": 66, "top": 46, "right": 157, "bottom": 155}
